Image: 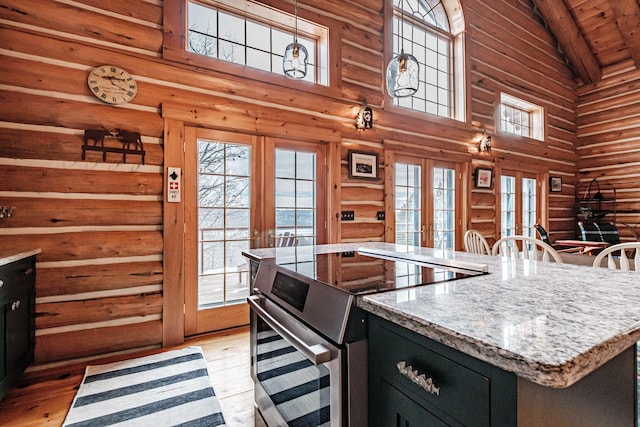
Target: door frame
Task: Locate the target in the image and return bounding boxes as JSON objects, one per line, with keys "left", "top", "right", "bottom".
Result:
{"left": 386, "top": 153, "right": 465, "bottom": 250}
{"left": 161, "top": 102, "right": 342, "bottom": 345}
{"left": 496, "top": 168, "right": 547, "bottom": 239}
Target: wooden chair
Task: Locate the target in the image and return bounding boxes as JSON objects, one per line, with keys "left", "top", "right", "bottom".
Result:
{"left": 492, "top": 235, "right": 564, "bottom": 263}
{"left": 463, "top": 230, "right": 491, "bottom": 255}
{"left": 592, "top": 242, "right": 640, "bottom": 271}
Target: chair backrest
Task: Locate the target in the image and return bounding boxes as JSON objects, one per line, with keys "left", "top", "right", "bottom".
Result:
{"left": 492, "top": 235, "right": 564, "bottom": 263}
{"left": 578, "top": 221, "right": 620, "bottom": 245}
{"left": 534, "top": 223, "right": 551, "bottom": 245}
{"left": 276, "top": 231, "right": 298, "bottom": 247}
{"left": 463, "top": 230, "right": 491, "bottom": 255}
{"left": 592, "top": 242, "right": 640, "bottom": 271}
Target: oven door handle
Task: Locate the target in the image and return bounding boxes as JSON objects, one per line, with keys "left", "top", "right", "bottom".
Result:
{"left": 248, "top": 295, "right": 332, "bottom": 365}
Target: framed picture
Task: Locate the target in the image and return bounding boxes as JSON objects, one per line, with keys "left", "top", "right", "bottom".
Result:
{"left": 474, "top": 167, "right": 493, "bottom": 189}
{"left": 348, "top": 150, "right": 379, "bottom": 180}
{"left": 550, "top": 176, "right": 563, "bottom": 192}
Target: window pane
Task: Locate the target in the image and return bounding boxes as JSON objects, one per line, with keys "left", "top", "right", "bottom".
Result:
{"left": 218, "top": 11, "right": 245, "bottom": 44}
{"left": 276, "top": 150, "right": 296, "bottom": 178}
{"left": 246, "top": 21, "right": 270, "bottom": 52}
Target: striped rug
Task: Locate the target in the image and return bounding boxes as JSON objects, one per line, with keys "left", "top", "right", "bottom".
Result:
{"left": 62, "top": 346, "right": 226, "bottom": 427}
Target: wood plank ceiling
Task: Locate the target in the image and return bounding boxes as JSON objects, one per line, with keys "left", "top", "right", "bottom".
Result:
{"left": 531, "top": 0, "right": 640, "bottom": 84}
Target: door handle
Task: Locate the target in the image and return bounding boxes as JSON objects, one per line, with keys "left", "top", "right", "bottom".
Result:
{"left": 248, "top": 295, "right": 332, "bottom": 365}
{"left": 253, "top": 229, "right": 260, "bottom": 248}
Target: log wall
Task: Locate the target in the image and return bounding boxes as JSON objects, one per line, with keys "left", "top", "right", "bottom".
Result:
{"left": 576, "top": 68, "right": 640, "bottom": 241}
{"left": 0, "top": 0, "right": 584, "bottom": 365}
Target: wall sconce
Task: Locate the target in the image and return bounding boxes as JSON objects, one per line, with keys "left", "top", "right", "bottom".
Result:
{"left": 356, "top": 100, "right": 373, "bottom": 129}
{"left": 478, "top": 133, "right": 491, "bottom": 152}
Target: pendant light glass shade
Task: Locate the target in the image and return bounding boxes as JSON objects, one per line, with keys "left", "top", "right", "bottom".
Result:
{"left": 283, "top": 41, "right": 308, "bottom": 79}
{"left": 386, "top": 0, "right": 419, "bottom": 98}
{"left": 386, "top": 49, "right": 419, "bottom": 97}
{"left": 283, "top": 0, "right": 308, "bottom": 79}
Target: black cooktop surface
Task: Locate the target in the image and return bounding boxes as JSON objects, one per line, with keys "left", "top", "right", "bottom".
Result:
{"left": 259, "top": 247, "right": 486, "bottom": 296}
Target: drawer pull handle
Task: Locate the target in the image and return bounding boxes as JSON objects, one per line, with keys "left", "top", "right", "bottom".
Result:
{"left": 397, "top": 361, "right": 440, "bottom": 396}
{"left": 24, "top": 267, "right": 34, "bottom": 277}
{"left": 11, "top": 300, "right": 21, "bottom": 311}
{"left": 0, "top": 279, "right": 3, "bottom": 288}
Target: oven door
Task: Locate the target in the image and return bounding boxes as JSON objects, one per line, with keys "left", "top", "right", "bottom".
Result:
{"left": 248, "top": 294, "right": 342, "bottom": 427}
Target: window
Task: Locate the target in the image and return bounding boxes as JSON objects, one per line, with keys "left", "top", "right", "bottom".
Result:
{"left": 183, "top": 0, "right": 329, "bottom": 85}
{"left": 499, "top": 93, "right": 544, "bottom": 141}
{"left": 389, "top": 0, "right": 460, "bottom": 119}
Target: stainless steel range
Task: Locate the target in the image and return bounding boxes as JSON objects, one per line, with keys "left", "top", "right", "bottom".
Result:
{"left": 246, "top": 246, "right": 488, "bottom": 427}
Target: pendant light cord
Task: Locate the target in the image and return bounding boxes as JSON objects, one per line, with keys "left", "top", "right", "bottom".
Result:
{"left": 294, "top": 0, "right": 299, "bottom": 42}
{"left": 400, "top": 0, "right": 404, "bottom": 52}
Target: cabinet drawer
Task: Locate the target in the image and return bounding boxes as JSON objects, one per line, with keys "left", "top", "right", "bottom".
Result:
{"left": 370, "top": 320, "right": 490, "bottom": 426}
{"left": 0, "top": 258, "right": 35, "bottom": 298}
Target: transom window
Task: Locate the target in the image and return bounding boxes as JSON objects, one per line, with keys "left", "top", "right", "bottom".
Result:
{"left": 500, "top": 93, "right": 544, "bottom": 141}
{"left": 187, "top": 0, "right": 328, "bottom": 85}
{"left": 391, "top": 0, "right": 453, "bottom": 118}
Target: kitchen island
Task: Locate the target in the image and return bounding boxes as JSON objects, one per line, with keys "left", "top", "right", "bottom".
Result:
{"left": 358, "top": 242, "right": 640, "bottom": 426}
{"left": 244, "top": 242, "right": 640, "bottom": 426}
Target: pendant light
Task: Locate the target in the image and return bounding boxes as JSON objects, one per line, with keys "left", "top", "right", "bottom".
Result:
{"left": 283, "top": 0, "right": 308, "bottom": 79}
{"left": 386, "top": 0, "right": 419, "bottom": 97}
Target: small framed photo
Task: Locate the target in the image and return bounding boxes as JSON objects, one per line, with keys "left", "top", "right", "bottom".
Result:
{"left": 348, "top": 150, "right": 379, "bottom": 180}
{"left": 474, "top": 167, "right": 493, "bottom": 189}
{"left": 550, "top": 176, "right": 563, "bottom": 192}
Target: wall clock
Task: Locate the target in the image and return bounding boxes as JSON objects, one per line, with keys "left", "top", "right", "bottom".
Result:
{"left": 88, "top": 65, "right": 138, "bottom": 105}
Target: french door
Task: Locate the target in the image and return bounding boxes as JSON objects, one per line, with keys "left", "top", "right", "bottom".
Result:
{"left": 184, "top": 128, "right": 326, "bottom": 335}
{"left": 394, "top": 156, "right": 461, "bottom": 250}
{"left": 499, "top": 170, "right": 539, "bottom": 239}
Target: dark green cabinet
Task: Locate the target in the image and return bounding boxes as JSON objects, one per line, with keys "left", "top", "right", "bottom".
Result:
{"left": 369, "top": 315, "right": 516, "bottom": 426}
{"left": 0, "top": 256, "right": 36, "bottom": 401}
{"left": 368, "top": 315, "right": 636, "bottom": 427}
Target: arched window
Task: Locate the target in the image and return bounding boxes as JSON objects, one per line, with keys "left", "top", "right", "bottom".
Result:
{"left": 389, "top": 0, "right": 465, "bottom": 120}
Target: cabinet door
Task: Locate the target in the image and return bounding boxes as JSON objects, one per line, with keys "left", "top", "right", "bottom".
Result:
{"left": 0, "top": 303, "right": 5, "bottom": 382}
{"left": 6, "top": 283, "right": 32, "bottom": 370}
{"left": 372, "top": 379, "right": 451, "bottom": 427}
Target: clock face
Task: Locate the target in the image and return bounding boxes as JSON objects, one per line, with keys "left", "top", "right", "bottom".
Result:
{"left": 88, "top": 65, "right": 138, "bottom": 105}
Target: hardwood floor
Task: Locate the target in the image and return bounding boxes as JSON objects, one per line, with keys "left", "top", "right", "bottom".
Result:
{"left": 0, "top": 326, "right": 256, "bottom": 427}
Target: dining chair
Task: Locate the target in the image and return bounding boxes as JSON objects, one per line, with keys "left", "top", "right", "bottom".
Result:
{"left": 492, "top": 235, "right": 564, "bottom": 263}
{"left": 463, "top": 230, "right": 491, "bottom": 255}
{"left": 534, "top": 223, "right": 581, "bottom": 253}
{"left": 592, "top": 242, "right": 640, "bottom": 271}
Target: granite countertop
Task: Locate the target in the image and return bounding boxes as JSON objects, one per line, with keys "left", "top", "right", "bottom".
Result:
{"left": 244, "top": 242, "right": 640, "bottom": 389}
{"left": 355, "top": 243, "right": 640, "bottom": 388}
{"left": 0, "top": 249, "right": 41, "bottom": 267}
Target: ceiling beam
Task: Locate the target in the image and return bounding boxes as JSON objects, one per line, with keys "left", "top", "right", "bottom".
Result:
{"left": 609, "top": 0, "right": 640, "bottom": 69}
{"left": 531, "top": 0, "right": 601, "bottom": 84}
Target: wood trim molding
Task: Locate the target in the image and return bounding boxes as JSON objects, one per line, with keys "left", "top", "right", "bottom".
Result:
{"left": 162, "top": 118, "right": 186, "bottom": 347}
{"left": 161, "top": 102, "right": 342, "bottom": 143}
{"left": 383, "top": 138, "right": 472, "bottom": 163}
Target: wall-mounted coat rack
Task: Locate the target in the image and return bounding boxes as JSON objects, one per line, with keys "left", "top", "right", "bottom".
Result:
{"left": 82, "top": 129, "right": 145, "bottom": 164}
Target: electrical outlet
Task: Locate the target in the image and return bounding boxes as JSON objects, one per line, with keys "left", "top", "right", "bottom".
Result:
{"left": 341, "top": 251, "right": 355, "bottom": 258}
{"left": 376, "top": 211, "right": 385, "bottom": 220}
{"left": 341, "top": 210, "right": 355, "bottom": 221}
